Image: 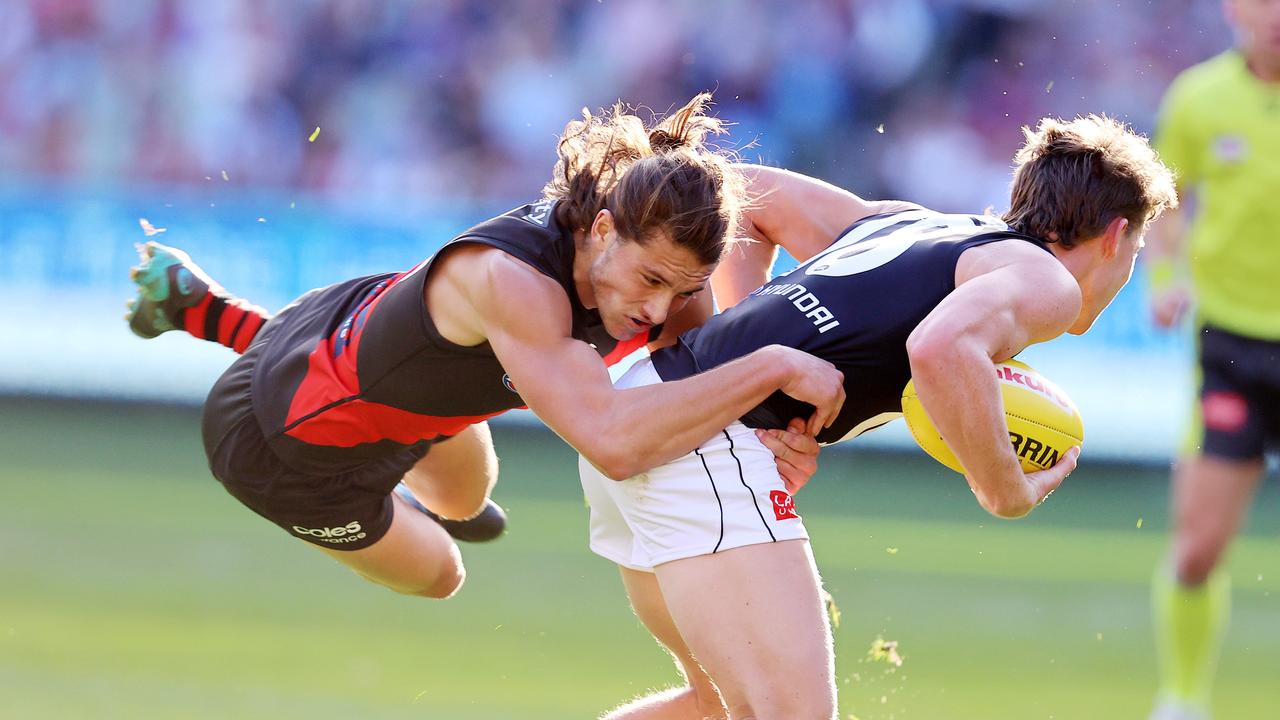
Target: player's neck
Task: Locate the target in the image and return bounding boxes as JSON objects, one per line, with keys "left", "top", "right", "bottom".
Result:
{"left": 1242, "top": 48, "right": 1280, "bottom": 83}
{"left": 571, "top": 229, "right": 598, "bottom": 309}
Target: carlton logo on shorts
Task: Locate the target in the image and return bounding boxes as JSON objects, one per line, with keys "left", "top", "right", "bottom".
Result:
{"left": 770, "top": 490, "right": 799, "bottom": 521}
{"left": 291, "top": 521, "right": 368, "bottom": 544}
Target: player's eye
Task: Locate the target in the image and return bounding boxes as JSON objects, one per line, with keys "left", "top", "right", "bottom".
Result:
{"left": 644, "top": 276, "right": 662, "bottom": 287}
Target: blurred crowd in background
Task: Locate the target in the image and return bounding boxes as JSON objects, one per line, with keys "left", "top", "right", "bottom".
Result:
{"left": 0, "top": 0, "right": 1230, "bottom": 216}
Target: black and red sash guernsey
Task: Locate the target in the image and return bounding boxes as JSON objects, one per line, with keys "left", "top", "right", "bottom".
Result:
{"left": 250, "top": 200, "right": 659, "bottom": 475}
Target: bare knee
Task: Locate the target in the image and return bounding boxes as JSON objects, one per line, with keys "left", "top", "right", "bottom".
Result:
{"left": 736, "top": 643, "right": 835, "bottom": 719}
{"left": 603, "top": 685, "right": 726, "bottom": 720}
{"left": 743, "top": 674, "right": 835, "bottom": 720}
{"left": 1173, "top": 538, "right": 1223, "bottom": 586}
{"left": 371, "top": 559, "right": 465, "bottom": 599}
{"left": 1172, "top": 514, "right": 1232, "bottom": 585}
{"left": 687, "top": 681, "right": 727, "bottom": 720}
{"left": 715, "top": 664, "right": 833, "bottom": 719}
{"left": 411, "top": 562, "right": 466, "bottom": 599}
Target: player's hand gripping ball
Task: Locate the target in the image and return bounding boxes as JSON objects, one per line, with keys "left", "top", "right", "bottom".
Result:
{"left": 902, "top": 359, "right": 1083, "bottom": 474}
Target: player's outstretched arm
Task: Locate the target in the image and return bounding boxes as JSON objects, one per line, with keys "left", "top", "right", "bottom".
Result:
{"left": 712, "top": 165, "right": 918, "bottom": 308}
{"left": 474, "top": 255, "right": 845, "bottom": 480}
{"left": 1146, "top": 193, "right": 1193, "bottom": 328}
{"left": 905, "top": 243, "right": 1081, "bottom": 518}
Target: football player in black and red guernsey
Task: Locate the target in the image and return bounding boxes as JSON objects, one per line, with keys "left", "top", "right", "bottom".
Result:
{"left": 127, "top": 94, "right": 843, "bottom": 600}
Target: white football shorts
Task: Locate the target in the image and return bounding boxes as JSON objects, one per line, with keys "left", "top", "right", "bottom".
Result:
{"left": 580, "top": 357, "right": 809, "bottom": 572}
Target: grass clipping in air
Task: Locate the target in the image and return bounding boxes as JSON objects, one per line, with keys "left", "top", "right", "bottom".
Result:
{"left": 869, "top": 636, "right": 904, "bottom": 668}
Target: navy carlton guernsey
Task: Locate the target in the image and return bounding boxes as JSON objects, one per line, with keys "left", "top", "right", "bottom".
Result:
{"left": 651, "top": 209, "right": 1052, "bottom": 445}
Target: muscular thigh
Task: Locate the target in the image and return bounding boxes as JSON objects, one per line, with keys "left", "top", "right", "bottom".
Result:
{"left": 655, "top": 540, "right": 834, "bottom": 713}
{"left": 621, "top": 568, "right": 704, "bottom": 671}
{"left": 616, "top": 567, "right": 729, "bottom": 719}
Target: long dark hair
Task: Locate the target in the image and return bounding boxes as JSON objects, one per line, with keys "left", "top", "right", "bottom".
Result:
{"left": 543, "top": 93, "right": 747, "bottom": 265}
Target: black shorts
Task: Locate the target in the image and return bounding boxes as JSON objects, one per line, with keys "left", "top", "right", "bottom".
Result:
{"left": 201, "top": 321, "right": 432, "bottom": 551}
{"left": 1194, "top": 324, "right": 1280, "bottom": 461}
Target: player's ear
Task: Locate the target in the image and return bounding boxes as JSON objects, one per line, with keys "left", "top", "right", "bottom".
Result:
{"left": 1100, "top": 216, "right": 1128, "bottom": 260}
{"left": 590, "top": 209, "right": 616, "bottom": 248}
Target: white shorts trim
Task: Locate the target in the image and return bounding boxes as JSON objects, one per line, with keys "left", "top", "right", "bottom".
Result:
{"left": 581, "top": 358, "right": 809, "bottom": 572}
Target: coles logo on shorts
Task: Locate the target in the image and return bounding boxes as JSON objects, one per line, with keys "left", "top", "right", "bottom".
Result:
{"left": 292, "top": 521, "right": 367, "bottom": 544}
{"left": 1203, "top": 391, "right": 1248, "bottom": 433}
{"left": 770, "top": 490, "right": 799, "bottom": 521}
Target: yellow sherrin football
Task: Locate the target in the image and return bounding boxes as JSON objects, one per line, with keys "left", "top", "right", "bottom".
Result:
{"left": 902, "top": 359, "right": 1084, "bottom": 474}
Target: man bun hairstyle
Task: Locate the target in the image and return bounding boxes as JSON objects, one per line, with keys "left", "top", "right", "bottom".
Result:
{"left": 1003, "top": 115, "right": 1178, "bottom": 248}
{"left": 544, "top": 93, "right": 747, "bottom": 265}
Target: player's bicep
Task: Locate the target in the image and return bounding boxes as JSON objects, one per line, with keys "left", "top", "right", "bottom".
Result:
{"left": 910, "top": 276, "right": 1021, "bottom": 361}
{"left": 710, "top": 233, "right": 777, "bottom": 310}
{"left": 911, "top": 263, "right": 1078, "bottom": 361}
{"left": 741, "top": 165, "right": 919, "bottom": 263}
{"left": 474, "top": 260, "right": 617, "bottom": 440}
{"left": 496, "top": 330, "right": 615, "bottom": 432}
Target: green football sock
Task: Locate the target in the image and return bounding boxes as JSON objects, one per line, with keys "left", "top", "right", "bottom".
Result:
{"left": 1152, "top": 565, "right": 1231, "bottom": 709}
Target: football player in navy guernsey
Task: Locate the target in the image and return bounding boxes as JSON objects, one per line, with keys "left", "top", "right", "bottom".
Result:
{"left": 126, "top": 94, "right": 843, "bottom": 605}
{"left": 579, "top": 115, "right": 1176, "bottom": 720}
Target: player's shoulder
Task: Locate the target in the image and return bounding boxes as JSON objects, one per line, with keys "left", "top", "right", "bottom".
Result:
{"left": 845, "top": 202, "right": 934, "bottom": 228}
{"left": 460, "top": 244, "right": 562, "bottom": 300}
{"left": 964, "top": 235, "right": 1060, "bottom": 266}
{"left": 467, "top": 199, "right": 559, "bottom": 233}
{"left": 430, "top": 239, "right": 563, "bottom": 310}
{"left": 485, "top": 249, "right": 576, "bottom": 323}
{"left": 482, "top": 244, "right": 554, "bottom": 278}
{"left": 1165, "top": 50, "right": 1241, "bottom": 103}
{"left": 433, "top": 244, "right": 572, "bottom": 345}
{"left": 958, "top": 236, "right": 1071, "bottom": 288}
{"left": 442, "top": 199, "right": 571, "bottom": 288}
{"left": 959, "top": 239, "right": 1080, "bottom": 330}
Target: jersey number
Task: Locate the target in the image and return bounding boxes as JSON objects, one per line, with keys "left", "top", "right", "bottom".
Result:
{"left": 803, "top": 211, "right": 1004, "bottom": 278}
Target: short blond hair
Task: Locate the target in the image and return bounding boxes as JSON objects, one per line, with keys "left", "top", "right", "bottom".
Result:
{"left": 1003, "top": 115, "right": 1177, "bottom": 247}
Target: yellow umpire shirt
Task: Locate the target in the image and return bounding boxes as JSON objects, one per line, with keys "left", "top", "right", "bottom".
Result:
{"left": 1155, "top": 49, "right": 1280, "bottom": 340}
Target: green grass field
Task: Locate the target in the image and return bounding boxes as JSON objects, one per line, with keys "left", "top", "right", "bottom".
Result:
{"left": 1, "top": 397, "right": 1276, "bottom": 719}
